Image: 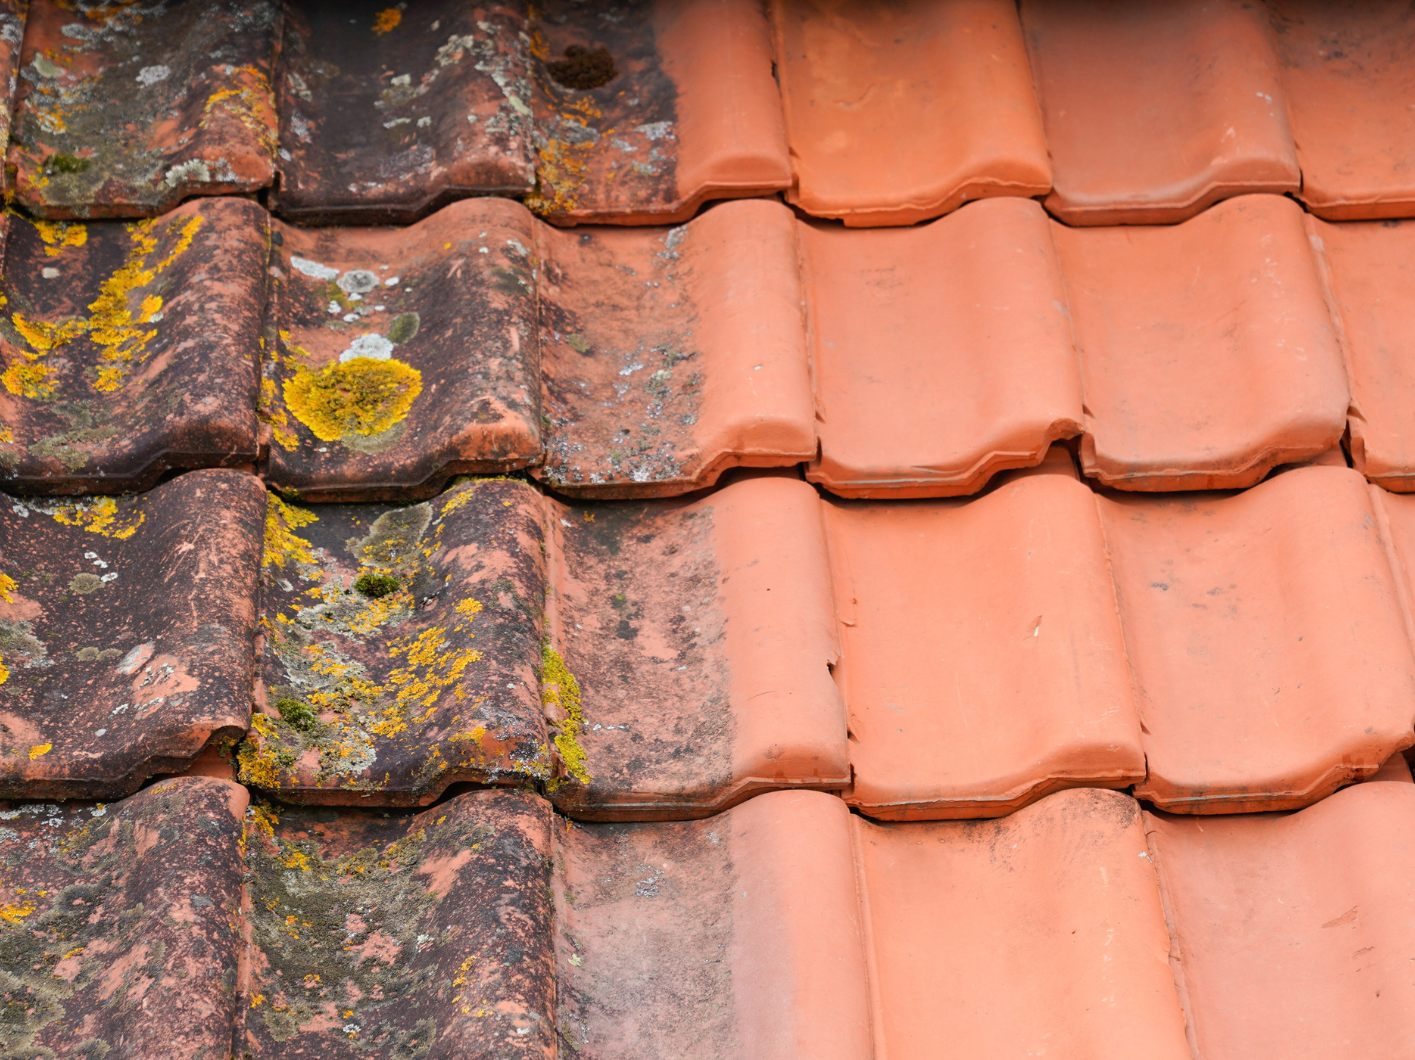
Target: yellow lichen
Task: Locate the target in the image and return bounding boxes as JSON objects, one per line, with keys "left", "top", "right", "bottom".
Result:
{"left": 0, "top": 571, "right": 15, "bottom": 603}
{"left": 258, "top": 376, "right": 299, "bottom": 451}
{"left": 28, "top": 743, "right": 52, "bottom": 760}
{"left": 201, "top": 67, "right": 277, "bottom": 155}
{"left": 263, "top": 494, "right": 319, "bottom": 569}
{"left": 34, "top": 219, "right": 87, "bottom": 257}
{"left": 542, "top": 643, "right": 591, "bottom": 783}
{"left": 283, "top": 356, "right": 423, "bottom": 442}
{"left": 1, "top": 900, "right": 35, "bottom": 924}
{"left": 50, "top": 497, "right": 145, "bottom": 539}
{"left": 372, "top": 7, "right": 402, "bottom": 33}
{"left": 0, "top": 655, "right": 8, "bottom": 686}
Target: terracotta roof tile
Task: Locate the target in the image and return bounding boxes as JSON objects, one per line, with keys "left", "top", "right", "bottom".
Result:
{"left": 9, "top": 0, "right": 279, "bottom": 219}
{"left": 0, "top": 198, "right": 268, "bottom": 494}
{"left": 771, "top": 0, "right": 1051, "bottom": 227}
{"left": 0, "top": 470, "right": 265, "bottom": 799}
{"left": 528, "top": 0, "right": 790, "bottom": 226}
{"left": 271, "top": 1, "right": 535, "bottom": 224}
{"left": 1145, "top": 779, "right": 1415, "bottom": 1057}
{"left": 1054, "top": 195, "right": 1349, "bottom": 490}
{"left": 0, "top": 1, "right": 24, "bottom": 193}
{"left": 0, "top": 776, "right": 250, "bottom": 1059}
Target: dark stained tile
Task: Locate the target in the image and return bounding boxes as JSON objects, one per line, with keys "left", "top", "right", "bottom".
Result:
{"left": 0, "top": 776, "right": 250, "bottom": 1060}
{"left": 0, "top": 470, "right": 264, "bottom": 799}
{"left": 0, "top": 197, "right": 268, "bottom": 494}
{"left": 0, "top": 1, "right": 24, "bottom": 195}
{"left": 8, "top": 0, "right": 278, "bottom": 219}
{"left": 272, "top": 1, "right": 536, "bottom": 224}
{"left": 243, "top": 478, "right": 550, "bottom": 805}
{"left": 261, "top": 197, "right": 541, "bottom": 502}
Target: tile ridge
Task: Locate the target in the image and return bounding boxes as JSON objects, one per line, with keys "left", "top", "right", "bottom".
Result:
{"left": 1140, "top": 810, "right": 1202, "bottom": 1060}
{"left": 846, "top": 810, "right": 886, "bottom": 1060}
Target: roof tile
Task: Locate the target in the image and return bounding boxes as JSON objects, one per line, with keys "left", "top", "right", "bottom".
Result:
{"left": 529, "top": 0, "right": 790, "bottom": 225}
{"left": 0, "top": 198, "right": 268, "bottom": 494}
{"left": 272, "top": 1, "right": 535, "bottom": 224}
{"left": 0, "top": 470, "right": 265, "bottom": 799}
{"left": 772, "top": 0, "right": 1051, "bottom": 227}
{"left": 9, "top": 0, "right": 279, "bottom": 219}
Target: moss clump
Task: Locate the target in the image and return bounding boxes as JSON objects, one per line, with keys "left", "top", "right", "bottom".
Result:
{"left": 46, "top": 154, "right": 90, "bottom": 174}
{"left": 542, "top": 642, "right": 592, "bottom": 784}
{"left": 354, "top": 572, "right": 399, "bottom": 599}
{"left": 386, "top": 311, "right": 420, "bottom": 345}
{"left": 274, "top": 696, "right": 317, "bottom": 731}
{"left": 283, "top": 356, "right": 422, "bottom": 442}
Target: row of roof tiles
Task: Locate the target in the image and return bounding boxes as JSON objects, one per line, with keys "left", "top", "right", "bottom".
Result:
{"left": 0, "top": 1, "right": 1414, "bottom": 226}
{"left": 3, "top": 772, "right": 1411, "bottom": 1057}
{"left": 11, "top": 192, "right": 1415, "bottom": 499}
{"left": 5, "top": 457, "right": 1415, "bottom": 818}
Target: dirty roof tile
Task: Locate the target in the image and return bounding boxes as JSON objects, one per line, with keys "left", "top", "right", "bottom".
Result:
{"left": 1101, "top": 465, "right": 1415, "bottom": 812}
{"left": 0, "top": 198, "right": 268, "bottom": 494}
{"left": 545, "top": 473, "right": 848, "bottom": 820}
{"left": 0, "top": 776, "right": 250, "bottom": 1059}
{"left": 263, "top": 197, "right": 541, "bottom": 501}
{"left": 528, "top": 0, "right": 790, "bottom": 226}
{"left": 1021, "top": 0, "right": 1298, "bottom": 226}
{"left": 1053, "top": 195, "right": 1348, "bottom": 490}
{"left": 825, "top": 452, "right": 1144, "bottom": 819}
{"left": 9, "top": 0, "right": 278, "bottom": 219}
{"left": 272, "top": 1, "right": 535, "bottom": 224}
{"left": 534, "top": 198, "right": 814, "bottom": 498}
{"left": 771, "top": 0, "right": 1050, "bottom": 227}
{"left": 856, "top": 787, "right": 1192, "bottom": 1058}
{"left": 1145, "top": 779, "right": 1415, "bottom": 1057}
{"left": 1270, "top": 0, "right": 1415, "bottom": 220}
{"left": 0, "top": 470, "right": 265, "bottom": 799}
{"left": 246, "top": 478, "right": 550, "bottom": 805}
{"left": 802, "top": 197, "right": 1081, "bottom": 497}
{"left": 243, "top": 789, "right": 554, "bottom": 1056}
{"left": 0, "top": 1, "right": 25, "bottom": 194}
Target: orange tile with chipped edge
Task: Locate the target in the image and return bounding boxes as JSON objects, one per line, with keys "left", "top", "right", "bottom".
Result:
{"left": 1101, "top": 465, "right": 1415, "bottom": 813}
{"left": 802, "top": 197, "right": 1082, "bottom": 498}
{"left": 770, "top": 0, "right": 1050, "bottom": 227}
{"left": 1021, "top": 0, "right": 1298, "bottom": 225}
{"left": 854, "top": 787, "right": 1192, "bottom": 1059}
{"left": 825, "top": 449, "right": 1145, "bottom": 820}
{"left": 1054, "top": 195, "right": 1349, "bottom": 491}
{"left": 1145, "top": 781, "right": 1415, "bottom": 1059}
{"left": 1271, "top": 0, "right": 1415, "bottom": 220}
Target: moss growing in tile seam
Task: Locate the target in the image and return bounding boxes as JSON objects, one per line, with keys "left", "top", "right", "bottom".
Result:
{"left": 542, "top": 642, "right": 591, "bottom": 785}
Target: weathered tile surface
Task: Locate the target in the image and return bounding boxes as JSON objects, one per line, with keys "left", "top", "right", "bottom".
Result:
{"left": 272, "top": 0, "right": 535, "bottom": 224}
{"left": 0, "top": 198, "right": 268, "bottom": 494}
{"left": 9, "top": 0, "right": 279, "bottom": 219}
{"left": 0, "top": 776, "right": 249, "bottom": 1060}
{"left": 0, "top": 470, "right": 264, "bottom": 799}
{"left": 262, "top": 198, "right": 541, "bottom": 501}
{"left": 244, "top": 478, "right": 549, "bottom": 805}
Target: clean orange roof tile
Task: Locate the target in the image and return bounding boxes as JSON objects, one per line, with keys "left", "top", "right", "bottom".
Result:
{"left": 801, "top": 197, "right": 1081, "bottom": 497}
{"left": 272, "top": 2, "right": 535, "bottom": 223}
{"left": 825, "top": 452, "right": 1143, "bottom": 819}
{"left": 9, "top": 0, "right": 278, "bottom": 219}
{"left": 530, "top": 0, "right": 790, "bottom": 226}
{"left": 1102, "top": 465, "right": 1415, "bottom": 812}
{"left": 535, "top": 198, "right": 814, "bottom": 497}
{"left": 1146, "top": 779, "right": 1415, "bottom": 1057}
{"left": 0, "top": 199, "right": 267, "bottom": 493}
{"left": 1022, "top": 0, "right": 1299, "bottom": 225}
{"left": 0, "top": 470, "right": 264, "bottom": 799}
{"left": 1054, "top": 195, "right": 1348, "bottom": 490}
{"left": 771, "top": 0, "right": 1050, "bottom": 227}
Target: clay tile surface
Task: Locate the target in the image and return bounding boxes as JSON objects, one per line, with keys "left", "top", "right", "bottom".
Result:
{"left": 534, "top": 198, "right": 814, "bottom": 498}
{"left": 0, "top": 470, "right": 264, "bottom": 799}
{"left": 545, "top": 473, "right": 848, "bottom": 820}
{"left": 1309, "top": 215, "right": 1415, "bottom": 491}
{"left": 801, "top": 197, "right": 1082, "bottom": 497}
{"left": 0, "top": 1, "right": 24, "bottom": 189}
{"left": 0, "top": 198, "right": 268, "bottom": 494}
{"left": 8, "top": 0, "right": 278, "bottom": 219}
{"left": 855, "top": 787, "right": 1192, "bottom": 1058}
{"left": 771, "top": 0, "right": 1051, "bottom": 227}
{"left": 246, "top": 478, "right": 549, "bottom": 805}
{"left": 1053, "top": 194, "right": 1349, "bottom": 490}
{"left": 824, "top": 452, "right": 1144, "bottom": 819}
{"left": 272, "top": 1, "right": 535, "bottom": 225}
{"left": 1021, "top": 0, "right": 1298, "bottom": 225}
{"left": 1145, "top": 780, "right": 1415, "bottom": 1057}
{"left": 0, "top": 776, "right": 250, "bottom": 1060}
{"left": 263, "top": 198, "right": 541, "bottom": 501}
{"left": 528, "top": 0, "right": 790, "bottom": 226}
{"left": 1100, "top": 464, "right": 1415, "bottom": 812}
{"left": 1270, "top": 0, "right": 1415, "bottom": 220}
{"left": 553, "top": 789, "right": 872, "bottom": 1059}
{"left": 243, "top": 789, "right": 554, "bottom": 1057}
